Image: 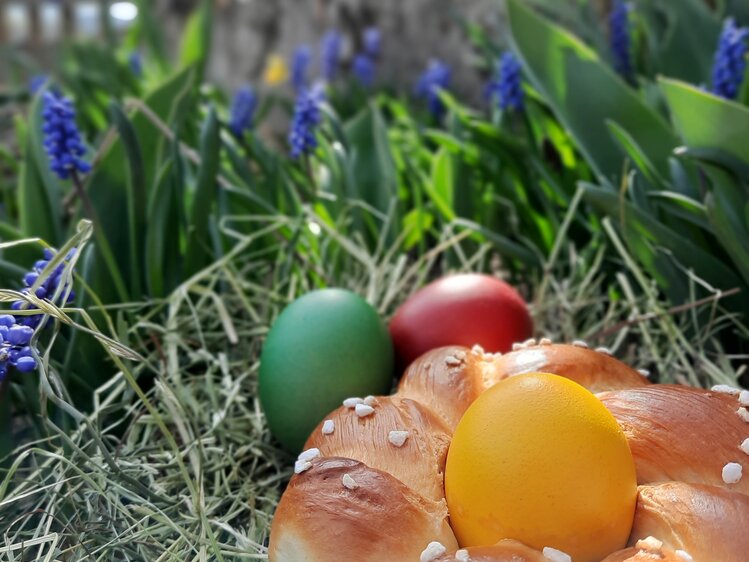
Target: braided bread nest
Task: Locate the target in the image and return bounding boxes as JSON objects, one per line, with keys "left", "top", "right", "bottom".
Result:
{"left": 268, "top": 342, "right": 749, "bottom": 562}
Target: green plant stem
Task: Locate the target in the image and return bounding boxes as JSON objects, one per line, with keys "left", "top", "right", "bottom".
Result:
{"left": 69, "top": 172, "right": 130, "bottom": 304}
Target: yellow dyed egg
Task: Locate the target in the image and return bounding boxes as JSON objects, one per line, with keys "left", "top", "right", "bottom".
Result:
{"left": 445, "top": 373, "right": 637, "bottom": 562}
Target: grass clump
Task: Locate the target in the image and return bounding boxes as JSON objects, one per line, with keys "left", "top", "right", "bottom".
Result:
{"left": 0, "top": 208, "right": 744, "bottom": 560}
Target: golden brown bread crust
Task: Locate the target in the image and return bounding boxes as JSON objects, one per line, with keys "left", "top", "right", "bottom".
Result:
{"left": 271, "top": 344, "right": 748, "bottom": 561}
{"left": 628, "top": 482, "right": 749, "bottom": 562}
{"left": 304, "top": 396, "right": 451, "bottom": 502}
{"left": 434, "top": 540, "right": 546, "bottom": 561}
{"left": 395, "top": 343, "right": 649, "bottom": 432}
{"left": 396, "top": 346, "right": 488, "bottom": 431}
{"left": 598, "top": 385, "right": 749, "bottom": 494}
{"left": 487, "top": 343, "right": 650, "bottom": 392}
{"left": 268, "top": 457, "right": 458, "bottom": 562}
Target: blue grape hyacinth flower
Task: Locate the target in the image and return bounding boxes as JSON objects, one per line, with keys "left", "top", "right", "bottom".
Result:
{"left": 711, "top": 18, "right": 749, "bottom": 100}
{"left": 609, "top": 1, "right": 633, "bottom": 80}
{"left": 352, "top": 54, "right": 376, "bottom": 88}
{"left": 229, "top": 85, "right": 258, "bottom": 137}
{"left": 42, "top": 92, "right": 91, "bottom": 180}
{"left": 363, "top": 27, "right": 381, "bottom": 58}
{"left": 415, "top": 59, "right": 452, "bottom": 119}
{"left": 486, "top": 51, "right": 524, "bottom": 112}
{"left": 29, "top": 74, "right": 48, "bottom": 94}
{"left": 0, "top": 248, "right": 76, "bottom": 381}
{"left": 321, "top": 30, "right": 343, "bottom": 82}
{"left": 289, "top": 83, "right": 325, "bottom": 159}
{"left": 291, "top": 45, "right": 312, "bottom": 93}
{"left": 129, "top": 51, "right": 143, "bottom": 77}
{"left": 0, "top": 316, "right": 37, "bottom": 380}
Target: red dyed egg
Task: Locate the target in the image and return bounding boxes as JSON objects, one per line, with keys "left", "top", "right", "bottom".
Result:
{"left": 389, "top": 274, "right": 533, "bottom": 370}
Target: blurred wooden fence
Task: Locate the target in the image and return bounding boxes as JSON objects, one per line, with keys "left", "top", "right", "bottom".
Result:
{"left": 0, "top": 0, "right": 117, "bottom": 47}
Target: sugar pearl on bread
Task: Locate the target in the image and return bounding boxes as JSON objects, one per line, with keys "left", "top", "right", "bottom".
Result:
{"left": 543, "top": 546, "right": 571, "bottom": 562}
{"left": 420, "top": 542, "right": 447, "bottom": 562}
{"left": 343, "top": 397, "right": 363, "bottom": 408}
{"left": 321, "top": 420, "right": 334, "bottom": 435}
{"left": 355, "top": 403, "right": 375, "bottom": 417}
{"left": 388, "top": 430, "right": 409, "bottom": 447}
{"left": 722, "top": 462, "right": 743, "bottom": 484}
{"left": 342, "top": 474, "right": 358, "bottom": 490}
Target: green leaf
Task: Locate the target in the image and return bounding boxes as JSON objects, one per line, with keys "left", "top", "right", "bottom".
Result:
{"left": 18, "top": 92, "right": 62, "bottom": 244}
{"left": 424, "top": 148, "right": 455, "bottom": 221}
{"left": 635, "top": 0, "right": 720, "bottom": 83}
{"left": 180, "top": 0, "right": 214, "bottom": 78}
{"left": 647, "top": 191, "right": 711, "bottom": 231}
{"left": 85, "top": 66, "right": 196, "bottom": 303}
{"left": 133, "top": 0, "right": 169, "bottom": 73}
{"left": 661, "top": 78, "right": 749, "bottom": 165}
{"left": 185, "top": 108, "right": 220, "bottom": 276}
{"left": 453, "top": 218, "right": 541, "bottom": 267}
{"left": 606, "top": 120, "right": 667, "bottom": 188}
{"left": 110, "top": 102, "right": 147, "bottom": 298}
{"left": 146, "top": 155, "right": 182, "bottom": 298}
{"left": 432, "top": 148, "right": 454, "bottom": 211}
{"left": 343, "top": 104, "right": 398, "bottom": 215}
{"left": 402, "top": 208, "right": 434, "bottom": 250}
{"left": 702, "top": 166, "right": 749, "bottom": 286}
{"left": 582, "top": 183, "right": 745, "bottom": 301}
{"left": 507, "top": 0, "right": 678, "bottom": 181}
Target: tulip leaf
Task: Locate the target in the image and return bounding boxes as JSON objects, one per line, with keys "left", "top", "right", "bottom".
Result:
{"left": 660, "top": 78, "right": 749, "bottom": 165}
{"left": 508, "top": 0, "right": 678, "bottom": 181}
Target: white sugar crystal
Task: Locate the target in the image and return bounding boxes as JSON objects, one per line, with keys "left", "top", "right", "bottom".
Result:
{"left": 542, "top": 546, "right": 571, "bottom": 562}
{"left": 294, "top": 460, "right": 312, "bottom": 474}
{"left": 512, "top": 342, "right": 524, "bottom": 351}
{"left": 420, "top": 542, "right": 446, "bottom": 562}
{"left": 711, "top": 384, "right": 740, "bottom": 395}
{"left": 471, "top": 344, "right": 485, "bottom": 356}
{"left": 355, "top": 403, "right": 375, "bottom": 418}
{"left": 388, "top": 430, "right": 409, "bottom": 447}
{"left": 539, "top": 337, "right": 552, "bottom": 346}
{"left": 363, "top": 395, "right": 377, "bottom": 406}
{"left": 321, "top": 419, "right": 335, "bottom": 435}
{"left": 740, "top": 438, "right": 749, "bottom": 456}
{"left": 297, "top": 448, "right": 320, "bottom": 462}
{"left": 523, "top": 338, "right": 537, "bottom": 347}
{"left": 571, "top": 340, "right": 589, "bottom": 349}
{"left": 454, "top": 350, "right": 467, "bottom": 360}
{"left": 455, "top": 549, "right": 470, "bottom": 562}
{"left": 738, "top": 408, "right": 749, "bottom": 423}
{"left": 636, "top": 537, "right": 663, "bottom": 552}
{"left": 445, "top": 355, "right": 462, "bottom": 366}
{"left": 722, "top": 462, "right": 743, "bottom": 484}
{"left": 342, "top": 474, "right": 358, "bottom": 490}
{"left": 595, "top": 346, "right": 612, "bottom": 356}
{"left": 675, "top": 550, "right": 693, "bottom": 561}
{"left": 343, "top": 397, "right": 363, "bottom": 408}
{"left": 740, "top": 390, "right": 749, "bottom": 407}
{"left": 638, "top": 369, "right": 651, "bottom": 378}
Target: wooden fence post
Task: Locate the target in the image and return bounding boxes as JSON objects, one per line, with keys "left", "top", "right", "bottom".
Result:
{"left": 0, "top": 0, "right": 6, "bottom": 45}
{"left": 62, "top": 0, "right": 75, "bottom": 37}
{"left": 29, "top": 0, "right": 41, "bottom": 48}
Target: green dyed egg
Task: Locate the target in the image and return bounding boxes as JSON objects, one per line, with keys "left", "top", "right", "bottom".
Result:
{"left": 259, "top": 289, "right": 394, "bottom": 453}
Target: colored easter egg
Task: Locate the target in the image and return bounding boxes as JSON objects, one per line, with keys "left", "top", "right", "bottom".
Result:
{"left": 260, "top": 289, "right": 394, "bottom": 452}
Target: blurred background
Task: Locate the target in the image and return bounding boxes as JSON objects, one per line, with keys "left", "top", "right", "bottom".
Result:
{"left": 1, "top": 0, "right": 501, "bottom": 96}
